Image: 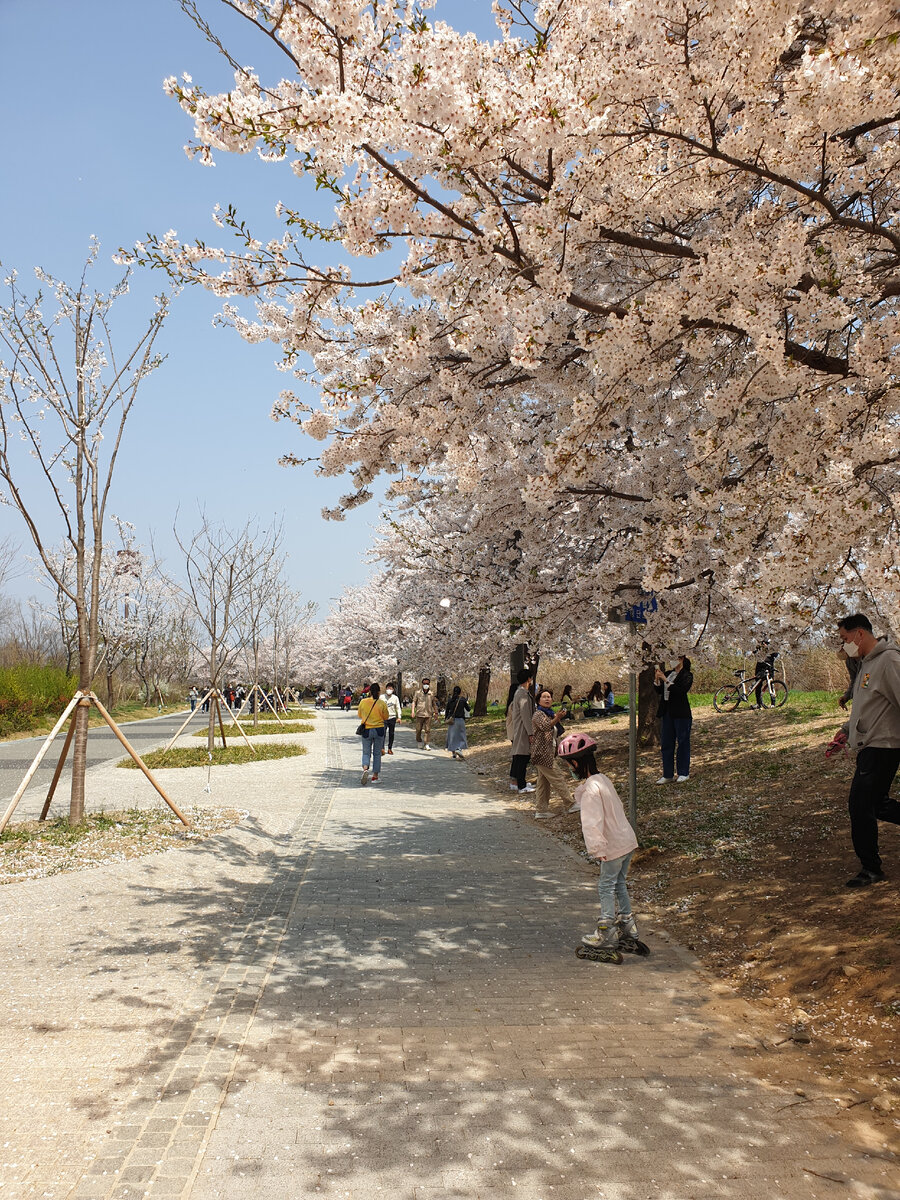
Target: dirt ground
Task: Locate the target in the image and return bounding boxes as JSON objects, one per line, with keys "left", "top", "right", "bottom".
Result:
{"left": 464, "top": 700, "right": 900, "bottom": 1128}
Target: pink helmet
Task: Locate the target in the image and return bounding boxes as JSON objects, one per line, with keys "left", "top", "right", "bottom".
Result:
{"left": 557, "top": 732, "right": 597, "bottom": 759}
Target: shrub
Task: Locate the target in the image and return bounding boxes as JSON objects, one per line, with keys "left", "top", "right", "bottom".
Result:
{"left": 0, "top": 664, "right": 78, "bottom": 736}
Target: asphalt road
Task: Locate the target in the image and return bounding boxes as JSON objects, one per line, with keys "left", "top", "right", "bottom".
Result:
{"left": 0, "top": 707, "right": 211, "bottom": 809}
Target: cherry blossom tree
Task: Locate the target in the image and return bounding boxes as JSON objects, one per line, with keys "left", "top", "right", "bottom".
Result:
{"left": 134, "top": 0, "right": 899, "bottom": 644}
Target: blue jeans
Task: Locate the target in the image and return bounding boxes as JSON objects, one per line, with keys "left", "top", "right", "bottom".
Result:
{"left": 362, "top": 728, "right": 385, "bottom": 773}
{"left": 660, "top": 714, "right": 692, "bottom": 778}
{"left": 597, "top": 852, "right": 634, "bottom": 923}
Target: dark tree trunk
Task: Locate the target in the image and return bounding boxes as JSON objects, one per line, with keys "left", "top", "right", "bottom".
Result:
{"left": 473, "top": 666, "right": 491, "bottom": 717}
{"left": 637, "top": 665, "right": 660, "bottom": 748}
{"left": 509, "top": 644, "right": 539, "bottom": 696}
{"left": 436, "top": 676, "right": 448, "bottom": 706}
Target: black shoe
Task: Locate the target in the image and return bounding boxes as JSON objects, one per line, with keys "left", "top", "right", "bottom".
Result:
{"left": 845, "top": 869, "right": 887, "bottom": 888}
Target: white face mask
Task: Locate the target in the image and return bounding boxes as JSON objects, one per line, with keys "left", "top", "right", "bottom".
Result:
{"left": 843, "top": 640, "right": 860, "bottom": 659}
{"left": 422, "top": 685, "right": 430, "bottom": 692}
{"left": 386, "top": 688, "right": 393, "bottom": 696}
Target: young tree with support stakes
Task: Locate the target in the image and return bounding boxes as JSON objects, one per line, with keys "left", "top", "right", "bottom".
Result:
{"left": 235, "top": 521, "right": 284, "bottom": 728}
{"left": 175, "top": 514, "right": 276, "bottom": 753}
{"left": 266, "top": 579, "right": 316, "bottom": 708}
{"left": 0, "top": 246, "right": 172, "bottom": 822}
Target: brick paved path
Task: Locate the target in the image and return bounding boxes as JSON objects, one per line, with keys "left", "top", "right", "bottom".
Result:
{"left": 0, "top": 711, "right": 896, "bottom": 1200}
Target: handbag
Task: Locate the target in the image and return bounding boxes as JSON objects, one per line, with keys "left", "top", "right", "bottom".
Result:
{"left": 356, "top": 697, "right": 378, "bottom": 736}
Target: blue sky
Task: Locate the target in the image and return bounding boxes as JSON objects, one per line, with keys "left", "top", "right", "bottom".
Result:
{"left": 0, "top": 0, "right": 496, "bottom": 614}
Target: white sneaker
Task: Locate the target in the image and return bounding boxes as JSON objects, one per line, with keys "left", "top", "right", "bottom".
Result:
{"left": 676, "top": 774, "right": 690, "bottom": 782}
{"left": 509, "top": 782, "right": 519, "bottom": 791}
{"left": 361, "top": 769, "right": 369, "bottom": 786}
{"left": 425, "top": 743, "right": 431, "bottom": 750}
{"left": 518, "top": 784, "right": 536, "bottom": 794}
{"left": 656, "top": 776, "right": 674, "bottom": 784}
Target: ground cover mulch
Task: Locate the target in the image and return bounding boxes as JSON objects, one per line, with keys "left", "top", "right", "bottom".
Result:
{"left": 464, "top": 699, "right": 900, "bottom": 1126}
{"left": 0, "top": 806, "right": 245, "bottom": 884}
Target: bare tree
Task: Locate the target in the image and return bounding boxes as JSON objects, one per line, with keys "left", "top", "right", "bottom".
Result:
{"left": 235, "top": 521, "right": 283, "bottom": 727}
{"left": 0, "top": 245, "right": 171, "bottom": 819}
{"left": 131, "top": 569, "right": 195, "bottom": 707}
{"left": 267, "top": 581, "right": 316, "bottom": 704}
{"left": 175, "top": 514, "right": 276, "bottom": 752}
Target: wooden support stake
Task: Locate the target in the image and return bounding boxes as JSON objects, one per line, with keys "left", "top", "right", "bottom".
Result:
{"left": 39, "top": 710, "right": 79, "bottom": 821}
{"left": 0, "top": 693, "right": 84, "bottom": 834}
{"left": 88, "top": 693, "right": 192, "bottom": 828}
{"left": 214, "top": 696, "right": 228, "bottom": 749}
{"left": 220, "top": 696, "right": 256, "bottom": 755}
{"left": 163, "top": 686, "right": 212, "bottom": 753}
{"left": 259, "top": 685, "right": 285, "bottom": 725}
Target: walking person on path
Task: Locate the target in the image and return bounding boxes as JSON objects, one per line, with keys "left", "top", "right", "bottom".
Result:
{"left": 506, "top": 667, "right": 536, "bottom": 794}
{"left": 358, "top": 683, "right": 390, "bottom": 786}
{"left": 557, "top": 733, "right": 646, "bottom": 960}
{"left": 383, "top": 682, "right": 401, "bottom": 755}
{"left": 411, "top": 677, "right": 439, "bottom": 750}
{"left": 444, "top": 686, "right": 470, "bottom": 759}
{"left": 654, "top": 656, "right": 694, "bottom": 783}
{"left": 837, "top": 613, "right": 900, "bottom": 887}
{"left": 530, "top": 688, "right": 573, "bottom": 817}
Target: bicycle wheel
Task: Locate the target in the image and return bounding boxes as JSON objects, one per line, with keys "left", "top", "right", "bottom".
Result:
{"left": 713, "top": 686, "right": 741, "bottom": 713}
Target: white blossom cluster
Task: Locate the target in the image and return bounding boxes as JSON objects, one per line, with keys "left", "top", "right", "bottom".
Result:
{"left": 133, "top": 0, "right": 900, "bottom": 645}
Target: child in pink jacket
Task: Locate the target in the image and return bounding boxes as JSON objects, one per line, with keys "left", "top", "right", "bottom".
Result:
{"left": 557, "top": 733, "right": 649, "bottom": 959}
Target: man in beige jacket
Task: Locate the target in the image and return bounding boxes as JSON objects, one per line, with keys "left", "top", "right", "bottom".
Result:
{"left": 411, "top": 678, "right": 439, "bottom": 749}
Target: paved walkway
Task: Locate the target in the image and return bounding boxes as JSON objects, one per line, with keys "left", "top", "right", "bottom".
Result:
{"left": 0, "top": 711, "right": 896, "bottom": 1200}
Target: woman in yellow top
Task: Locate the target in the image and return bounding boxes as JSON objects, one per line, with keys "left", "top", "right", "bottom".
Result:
{"left": 358, "top": 683, "right": 390, "bottom": 785}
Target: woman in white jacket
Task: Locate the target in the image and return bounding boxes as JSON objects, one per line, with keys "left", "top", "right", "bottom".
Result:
{"left": 383, "top": 683, "right": 402, "bottom": 755}
{"left": 557, "top": 732, "right": 649, "bottom": 962}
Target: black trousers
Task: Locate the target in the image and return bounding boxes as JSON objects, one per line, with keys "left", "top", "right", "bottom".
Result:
{"left": 510, "top": 753, "right": 530, "bottom": 789}
{"left": 385, "top": 717, "right": 397, "bottom": 750}
{"left": 848, "top": 747, "right": 900, "bottom": 873}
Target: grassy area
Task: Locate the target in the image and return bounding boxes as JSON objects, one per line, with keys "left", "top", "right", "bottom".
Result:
{"left": 192, "top": 721, "right": 314, "bottom": 737}
{"left": 0, "top": 806, "right": 244, "bottom": 884}
{"left": 0, "top": 809, "right": 140, "bottom": 846}
{"left": 120, "top": 743, "right": 308, "bottom": 769}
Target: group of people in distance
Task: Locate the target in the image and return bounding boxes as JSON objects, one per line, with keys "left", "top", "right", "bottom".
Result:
{"left": 507, "top": 659, "right": 695, "bottom": 800}
{"left": 354, "top": 677, "right": 471, "bottom": 786}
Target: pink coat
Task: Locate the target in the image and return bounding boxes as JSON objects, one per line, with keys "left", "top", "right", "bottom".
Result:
{"left": 574, "top": 773, "right": 638, "bottom": 861}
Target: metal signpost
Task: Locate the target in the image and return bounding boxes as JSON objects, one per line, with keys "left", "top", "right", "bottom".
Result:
{"left": 608, "top": 592, "right": 658, "bottom": 835}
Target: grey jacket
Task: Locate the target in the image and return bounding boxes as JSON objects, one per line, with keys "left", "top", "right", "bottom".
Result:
{"left": 847, "top": 640, "right": 900, "bottom": 750}
{"left": 506, "top": 686, "right": 535, "bottom": 755}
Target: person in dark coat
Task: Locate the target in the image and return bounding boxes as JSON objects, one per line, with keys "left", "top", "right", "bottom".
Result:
{"left": 654, "top": 656, "right": 694, "bottom": 783}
